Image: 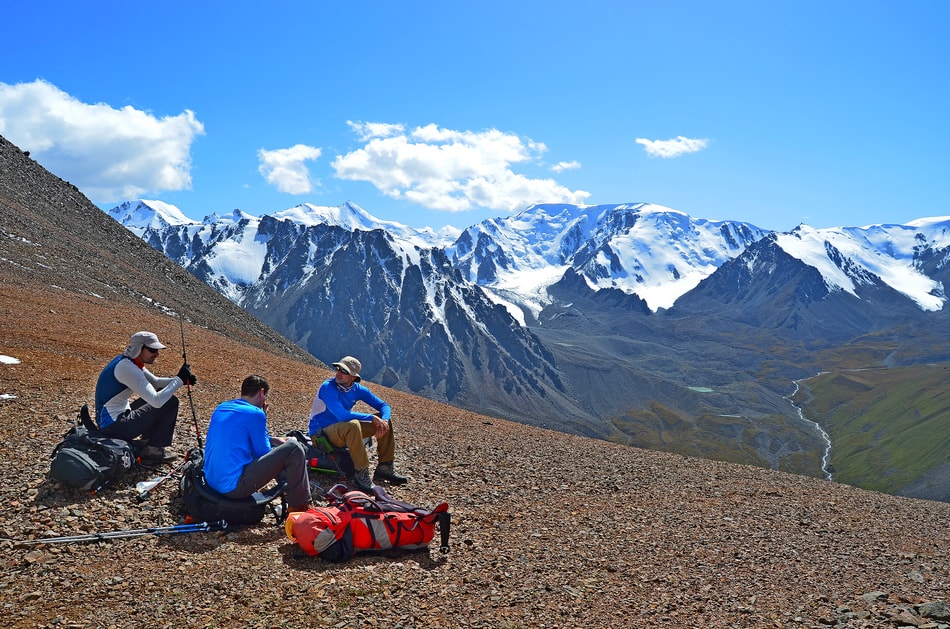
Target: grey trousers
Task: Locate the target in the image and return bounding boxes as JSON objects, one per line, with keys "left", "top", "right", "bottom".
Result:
{"left": 225, "top": 439, "right": 311, "bottom": 507}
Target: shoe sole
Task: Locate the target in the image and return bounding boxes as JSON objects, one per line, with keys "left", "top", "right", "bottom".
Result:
{"left": 373, "top": 476, "right": 408, "bottom": 486}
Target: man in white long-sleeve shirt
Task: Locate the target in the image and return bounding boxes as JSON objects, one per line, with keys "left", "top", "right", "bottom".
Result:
{"left": 94, "top": 331, "right": 196, "bottom": 462}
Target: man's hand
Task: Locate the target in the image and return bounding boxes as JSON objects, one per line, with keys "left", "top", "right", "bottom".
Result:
{"left": 177, "top": 363, "right": 197, "bottom": 386}
{"left": 372, "top": 415, "right": 390, "bottom": 439}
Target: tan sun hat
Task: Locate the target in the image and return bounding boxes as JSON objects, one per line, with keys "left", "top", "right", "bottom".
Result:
{"left": 124, "top": 331, "right": 167, "bottom": 357}
{"left": 332, "top": 356, "right": 362, "bottom": 382}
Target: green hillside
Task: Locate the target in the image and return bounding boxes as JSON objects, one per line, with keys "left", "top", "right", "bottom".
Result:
{"left": 794, "top": 364, "right": 950, "bottom": 499}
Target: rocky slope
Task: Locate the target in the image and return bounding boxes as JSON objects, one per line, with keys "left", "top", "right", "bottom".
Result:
{"left": 2, "top": 287, "right": 950, "bottom": 628}
{"left": 2, "top": 136, "right": 949, "bottom": 627}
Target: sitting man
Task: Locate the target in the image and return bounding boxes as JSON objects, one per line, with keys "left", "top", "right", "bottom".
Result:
{"left": 95, "top": 330, "right": 196, "bottom": 462}
{"left": 308, "top": 356, "right": 408, "bottom": 492}
{"left": 204, "top": 375, "right": 312, "bottom": 514}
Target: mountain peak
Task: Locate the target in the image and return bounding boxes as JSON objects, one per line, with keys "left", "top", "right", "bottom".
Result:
{"left": 107, "top": 199, "right": 195, "bottom": 233}
{"left": 904, "top": 215, "right": 950, "bottom": 229}
{"left": 271, "top": 201, "right": 378, "bottom": 230}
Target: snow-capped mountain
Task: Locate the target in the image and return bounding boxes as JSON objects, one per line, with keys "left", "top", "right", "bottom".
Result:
{"left": 109, "top": 199, "right": 193, "bottom": 234}
{"left": 446, "top": 202, "right": 769, "bottom": 319}
{"left": 270, "top": 202, "right": 460, "bottom": 248}
{"left": 670, "top": 218, "right": 950, "bottom": 335}
{"left": 657, "top": 219, "right": 950, "bottom": 368}
{"left": 114, "top": 198, "right": 950, "bottom": 323}
{"left": 107, "top": 200, "right": 457, "bottom": 302}
{"left": 773, "top": 220, "right": 950, "bottom": 311}
{"left": 104, "top": 197, "right": 950, "bottom": 459}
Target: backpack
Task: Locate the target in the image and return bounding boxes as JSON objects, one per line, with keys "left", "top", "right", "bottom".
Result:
{"left": 285, "top": 483, "right": 450, "bottom": 562}
{"left": 285, "top": 429, "right": 354, "bottom": 478}
{"left": 178, "top": 447, "right": 287, "bottom": 527}
{"left": 49, "top": 420, "right": 136, "bottom": 493}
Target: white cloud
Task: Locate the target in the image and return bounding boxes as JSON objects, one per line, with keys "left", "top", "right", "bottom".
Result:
{"left": 347, "top": 121, "right": 405, "bottom": 141}
{"left": 0, "top": 79, "right": 205, "bottom": 203}
{"left": 333, "top": 121, "right": 590, "bottom": 213}
{"left": 257, "top": 144, "right": 323, "bottom": 194}
{"left": 636, "top": 135, "right": 709, "bottom": 158}
{"left": 551, "top": 160, "right": 581, "bottom": 173}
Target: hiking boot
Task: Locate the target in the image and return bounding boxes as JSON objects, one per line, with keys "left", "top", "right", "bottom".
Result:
{"left": 352, "top": 467, "right": 375, "bottom": 493}
{"left": 140, "top": 446, "right": 179, "bottom": 463}
{"left": 373, "top": 461, "right": 408, "bottom": 486}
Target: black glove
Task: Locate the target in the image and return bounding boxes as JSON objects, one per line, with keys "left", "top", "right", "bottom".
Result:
{"left": 177, "top": 363, "right": 197, "bottom": 386}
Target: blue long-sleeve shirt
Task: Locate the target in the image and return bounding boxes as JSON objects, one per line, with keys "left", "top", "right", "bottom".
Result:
{"left": 308, "top": 378, "right": 391, "bottom": 436}
{"left": 204, "top": 398, "right": 272, "bottom": 494}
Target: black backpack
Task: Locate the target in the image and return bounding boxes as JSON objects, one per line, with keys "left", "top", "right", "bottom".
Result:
{"left": 50, "top": 419, "right": 136, "bottom": 493}
{"left": 178, "top": 447, "right": 287, "bottom": 527}
{"left": 285, "top": 429, "right": 354, "bottom": 478}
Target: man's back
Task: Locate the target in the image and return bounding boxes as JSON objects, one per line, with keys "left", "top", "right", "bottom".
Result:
{"left": 204, "top": 398, "right": 268, "bottom": 493}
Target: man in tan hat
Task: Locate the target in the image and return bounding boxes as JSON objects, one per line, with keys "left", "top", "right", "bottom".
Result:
{"left": 94, "top": 331, "right": 196, "bottom": 462}
{"left": 308, "top": 355, "right": 407, "bottom": 492}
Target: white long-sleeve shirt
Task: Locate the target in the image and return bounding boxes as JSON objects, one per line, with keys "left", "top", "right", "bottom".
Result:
{"left": 94, "top": 354, "right": 183, "bottom": 427}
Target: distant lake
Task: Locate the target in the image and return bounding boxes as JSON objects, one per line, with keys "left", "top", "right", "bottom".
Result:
{"left": 687, "top": 386, "right": 714, "bottom": 393}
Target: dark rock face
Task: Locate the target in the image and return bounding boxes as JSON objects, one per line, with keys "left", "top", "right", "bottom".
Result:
{"left": 223, "top": 225, "right": 601, "bottom": 436}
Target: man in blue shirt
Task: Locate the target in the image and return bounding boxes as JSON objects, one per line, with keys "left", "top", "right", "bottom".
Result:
{"left": 205, "top": 375, "right": 311, "bottom": 514}
{"left": 308, "top": 356, "right": 408, "bottom": 492}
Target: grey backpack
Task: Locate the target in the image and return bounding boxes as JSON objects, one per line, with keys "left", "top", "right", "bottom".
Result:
{"left": 50, "top": 423, "right": 135, "bottom": 493}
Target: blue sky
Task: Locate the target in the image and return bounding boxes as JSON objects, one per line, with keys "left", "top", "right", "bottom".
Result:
{"left": 2, "top": 1, "right": 948, "bottom": 233}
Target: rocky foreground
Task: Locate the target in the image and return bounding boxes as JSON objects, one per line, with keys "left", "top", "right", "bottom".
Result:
{"left": 0, "top": 284, "right": 947, "bottom": 628}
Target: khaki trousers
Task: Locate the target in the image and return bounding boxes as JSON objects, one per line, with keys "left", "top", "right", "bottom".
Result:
{"left": 321, "top": 419, "right": 395, "bottom": 471}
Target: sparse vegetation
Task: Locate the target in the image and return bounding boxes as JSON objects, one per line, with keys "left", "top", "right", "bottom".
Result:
{"left": 797, "top": 365, "right": 950, "bottom": 500}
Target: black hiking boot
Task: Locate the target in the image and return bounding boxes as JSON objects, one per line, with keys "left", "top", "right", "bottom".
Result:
{"left": 373, "top": 461, "right": 408, "bottom": 486}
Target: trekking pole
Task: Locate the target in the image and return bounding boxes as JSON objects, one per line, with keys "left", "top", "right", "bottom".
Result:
{"left": 136, "top": 455, "right": 190, "bottom": 502}
{"left": 11, "top": 520, "right": 228, "bottom": 546}
{"left": 179, "top": 312, "right": 203, "bottom": 449}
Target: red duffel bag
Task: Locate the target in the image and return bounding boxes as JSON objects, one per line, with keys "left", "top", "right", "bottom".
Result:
{"left": 286, "top": 483, "right": 450, "bottom": 562}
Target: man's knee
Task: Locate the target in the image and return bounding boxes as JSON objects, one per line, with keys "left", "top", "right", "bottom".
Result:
{"left": 275, "top": 438, "right": 302, "bottom": 453}
{"left": 288, "top": 438, "right": 307, "bottom": 458}
{"left": 327, "top": 420, "right": 361, "bottom": 444}
{"left": 158, "top": 395, "right": 179, "bottom": 418}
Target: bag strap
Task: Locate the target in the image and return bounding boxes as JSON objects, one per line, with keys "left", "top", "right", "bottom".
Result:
{"left": 370, "top": 485, "right": 445, "bottom": 518}
{"left": 434, "top": 510, "right": 450, "bottom": 554}
{"left": 78, "top": 404, "right": 98, "bottom": 431}
{"left": 326, "top": 483, "right": 379, "bottom": 509}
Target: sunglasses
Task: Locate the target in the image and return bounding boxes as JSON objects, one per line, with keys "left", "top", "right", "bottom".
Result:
{"left": 143, "top": 346, "right": 160, "bottom": 353}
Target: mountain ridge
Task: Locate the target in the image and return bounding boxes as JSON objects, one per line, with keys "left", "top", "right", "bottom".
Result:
{"left": 113, "top": 197, "right": 950, "bottom": 318}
